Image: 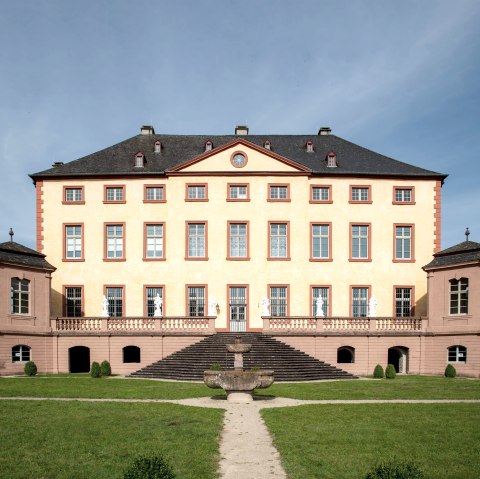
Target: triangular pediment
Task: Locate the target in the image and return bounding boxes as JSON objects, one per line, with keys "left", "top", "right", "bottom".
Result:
{"left": 167, "top": 138, "right": 311, "bottom": 174}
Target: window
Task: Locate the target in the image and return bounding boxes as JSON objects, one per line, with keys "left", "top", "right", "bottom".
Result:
{"left": 394, "top": 225, "right": 413, "bottom": 261}
{"left": 306, "top": 141, "right": 314, "bottom": 152}
{"left": 144, "top": 185, "right": 165, "bottom": 202}
{"left": 448, "top": 345, "right": 467, "bottom": 363}
{"left": 269, "top": 222, "right": 289, "bottom": 259}
{"left": 134, "top": 153, "right": 144, "bottom": 167}
{"left": 145, "top": 286, "right": 164, "bottom": 316}
{"left": 104, "top": 186, "right": 125, "bottom": 203}
{"left": 393, "top": 187, "right": 415, "bottom": 204}
{"left": 350, "top": 186, "right": 371, "bottom": 203}
{"left": 337, "top": 347, "right": 355, "bottom": 363}
{"left": 228, "top": 222, "right": 248, "bottom": 259}
{"left": 186, "top": 222, "right": 207, "bottom": 259}
{"left": 11, "top": 278, "right": 29, "bottom": 315}
{"left": 106, "top": 287, "right": 123, "bottom": 317}
{"left": 186, "top": 184, "right": 207, "bottom": 201}
{"left": 268, "top": 184, "right": 290, "bottom": 201}
{"left": 312, "top": 287, "right": 330, "bottom": 316}
{"left": 63, "top": 187, "right": 84, "bottom": 203}
{"left": 123, "top": 346, "right": 141, "bottom": 363}
{"left": 395, "top": 287, "right": 413, "bottom": 317}
{"left": 105, "top": 224, "right": 125, "bottom": 260}
{"left": 352, "top": 287, "right": 369, "bottom": 317}
{"left": 65, "top": 286, "right": 83, "bottom": 317}
{"left": 144, "top": 224, "right": 164, "bottom": 259}
{"left": 64, "top": 224, "right": 83, "bottom": 260}
{"left": 270, "top": 286, "right": 288, "bottom": 317}
{"left": 264, "top": 140, "right": 271, "bottom": 150}
{"left": 350, "top": 224, "right": 370, "bottom": 260}
{"left": 205, "top": 141, "right": 213, "bottom": 152}
{"left": 310, "top": 185, "right": 332, "bottom": 203}
{"left": 327, "top": 152, "right": 337, "bottom": 167}
{"left": 154, "top": 141, "right": 161, "bottom": 153}
{"left": 311, "top": 224, "right": 331, "bottom": 260}
{"left": 12, "top": 345, "right": 30, "bottom": 363}
{"left": 450, "top": 278, "right": 468, "bottom": 315}
{"left": 228, "top": 184, "right": 249, "bottom": 201}
{"left": 187, "top": 286, "right": 206, "bottom": 317}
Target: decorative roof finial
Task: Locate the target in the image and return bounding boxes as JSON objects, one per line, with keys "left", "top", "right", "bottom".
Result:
{"left": 9, "top": 228, "right": 14, "bottom": 242}
{"left": 465, "top": 227, "right": 470, "bottom": 241}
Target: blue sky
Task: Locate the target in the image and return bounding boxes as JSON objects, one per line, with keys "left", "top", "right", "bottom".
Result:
{"left": 1, "top": 0, "right": 479, "bottom": 249}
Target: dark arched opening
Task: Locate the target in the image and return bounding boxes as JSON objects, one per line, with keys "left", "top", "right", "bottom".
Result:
{"left": 123, "top": 346, "right": 141, "bottom": 363}
{"left": 388, "top": 346, "right": 409, "bottom": 373}
{"left": 337, "top": 346, "right": 355, "bottom": 363}
{"left": 69, "top": 346, "right": 90, "bottom": 373}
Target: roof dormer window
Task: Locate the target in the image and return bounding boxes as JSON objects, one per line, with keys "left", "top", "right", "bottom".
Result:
{"left": 306, "top": 140, "right": 314, "bottom": 153}
{"left": 264, "top": 140, "right": 271, "bottom": 150}
{"left": 154, "top": 141, "right": 161, "bottom": 153}
{"left": 135, "top": 152, "right": 145, "bottom": 168}
{"left": 205, "top": 141, "right": 213, "bottom": 152}
{"left": 327, "top": 151, "right": 337, "bottom": 168}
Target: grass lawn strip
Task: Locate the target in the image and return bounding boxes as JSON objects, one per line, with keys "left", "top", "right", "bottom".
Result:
{"left": 262, "top": 403, "right": 480, "bottom": 479}
{"left": 0, "top": 400, "right": 223, "bottom": 479}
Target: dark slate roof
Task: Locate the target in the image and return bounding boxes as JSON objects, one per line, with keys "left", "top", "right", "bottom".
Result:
{"left": 423, "top": 241, "right": 480, "bottom": 270}
{"left": 30, "top": 133, "right": 447, "bottom": 180}
{"left": 0, "top": 241, "right": 56, "bottom": 271}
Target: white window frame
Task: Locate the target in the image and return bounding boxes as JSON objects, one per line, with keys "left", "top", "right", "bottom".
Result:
{"left": 106, "top": 187, "right": 124, "bottom": 202}
{"left": 65, "top": 225, "right": 82, "bottom": 259}
{"left": 229, "top": 223, "right": 247, "bottom": 258}
{"left": 12, "top": 345, "right": 31, "bottom": 363}
{"left": 311, "top": 224, "right": 330, "bottom": 259}
{"left": 269, "top": 223, "right": 288, "bottom": 258}
{"left": 448, "top": 345, "right": 467, "bottom": 363}
{"left": 188, "top": 223, "right": 206, "bottom": 258}
{"left": 270, "top": 286, "right": 288, "bottom": 317}
{"left": 65, "top": 188, "right": 83, "bottom": 202}
{"left": 351, "top": 187, "right": 369, "bottom": 202}
{"left": 229, "top": 185, "right": 248, "bottom": 200}
{"left": 145, "top": 224, "right": 164, "bottom": 258}
{"left": 106, "top": 225, "right": 124, "bottom": 259}
{"left": 395, "top": 288, "right": 412, "bottom": 317}
{"left": 11, "top": 278, "right": 30, "bottom": 315}
{"left": 395, "top": 226, "right": 412, "bottom": 260}
{"left": 187, "top": 185, "right": 206, "bottom": 200}
{"left": 311, "top": 187, "right": 330, "bottom": 202}
{"left": 449, "top": 278, "right": 468, "bottom": 315}
{"left": 351, "top": 225, "right": 369, "bottom": 259}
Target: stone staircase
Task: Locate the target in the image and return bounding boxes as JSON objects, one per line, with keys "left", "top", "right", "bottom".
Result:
{"left": 129, "top": 333, "right": 357, "bottom": 381}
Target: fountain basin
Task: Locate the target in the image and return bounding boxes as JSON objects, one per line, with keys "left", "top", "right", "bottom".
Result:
{"left": 226, "top": 343, "right": 252, "bottom": 354}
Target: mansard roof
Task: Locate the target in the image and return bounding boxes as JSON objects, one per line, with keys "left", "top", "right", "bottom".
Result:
{"left": 423, "top": 241, "right": 480, "bottom": 270}
{"left": 0, "top": 241, "right": 56, "bottom": 271}
{"left": 30, "top": 132, "right": 447, "bottom": 181}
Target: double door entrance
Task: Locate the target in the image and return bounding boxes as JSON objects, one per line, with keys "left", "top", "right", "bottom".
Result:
{"left": 229, "top": 286, "right": 247, "bottom": 332}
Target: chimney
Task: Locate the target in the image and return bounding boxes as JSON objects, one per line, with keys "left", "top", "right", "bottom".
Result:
{"left": 52, "top": 162, "right": 64, "bottom": 168}
{"left": 318, "top": 127, "right": 331, "bottom": 136}
{"left": 141, "top": 125, "right": 155, "bottom": 135}
{"left": 235, "top": 125, "right": 249, "bottom": 136}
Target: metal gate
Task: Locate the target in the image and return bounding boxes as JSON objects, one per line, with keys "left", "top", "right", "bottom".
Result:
{"left": 229, "top": 287, "right": 247, "bottom": 332}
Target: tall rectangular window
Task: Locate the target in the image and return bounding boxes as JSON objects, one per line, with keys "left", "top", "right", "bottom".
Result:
{"left": 144, "top": 186, "right": 165, "bottom": 202}
{"left": 104, "top": 186, "right": 124, "bottom": 202}
{"left": 395, "top": 288, "right": 412, "bottom": 317}
{"left": 270, "top": 286, "right": 288, "bottom": 317}
{"left": 145, "top": 224, "right": 164, "bottom": 259}
{"left": 269, "top": 184, "right": 289, "bottom": 201}
{"left": 65, "top": 287, "right": 82, "bottom": 317}
{"left": 312, "top": 287, "right": 329, "bottom": 316}
{"left": 65, "top": 225, "right": 83, "bottom": 259}
{"left": 395, "top": 225, "right": 413, "bottom": 260}
{"left": 351, "top": 225, "right": 370, "bottom": 260}
{"left": 187, "top": 223, "right": 207, "bottom": 258}
{"left": 106, "top": 224, "right": 124, "bottom": 259}
{"left": 106, "top": 287, "right": 123, "bottom": 317}
{"left": 188, "top": 286, "right": 205, "bottom": 317}
{"left": 311, "top": 224, "right": 330, "bottom": 260}
{"left": 228, "top": 184, "right": 249, "bottom": 200}
{"left": 450, "top": 278, "right": 468, "bottom": 315}
{"left": 269, "top": 223, "right": 288, "bottom": 259}
{"left": 352, "top": 287, "right": 369, "bottom": 317}
{"left": 186, "top": 184, "right": 207, "bottom": 200}
{"left": 11, "top": 278, "right": 29, "bottom": 315}
{"left": 64, "top": 187, "right": 83, "bottom": 203}
{"left": 229, "top": 223, "right": 248, "bottom": 258}
{"left": 145, "top": 286, "right": 163, "bottom": 317}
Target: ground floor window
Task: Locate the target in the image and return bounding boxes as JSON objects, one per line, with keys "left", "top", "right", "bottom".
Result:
{"left": 395, "top": 287, "right": 412, "bottom": 317}
{"left": 12, "top": 345, "right": 30, "bottom": 362}
{"left": 123, "top": 346, "right": 141, "bottom": 363}
{"left": 448, "top": 345, "right": 467, "bottom": 363}
{"left": 145, "top": 287, "right": 163, "bottom": 316}
{"left": 312, "top": 287, "right": 329, "bottom": 316}
{"left": 65, "top": 287, "right": 83, "bottom": 317}
{"left": 188, "top": 286, "right": 205, "bottom": 316}
{"left": 106, "top": 287, "right": 123, "bottom": 317}
{"left": 352, "top": 287, "right": 369, "bottom": 317}
{"left": 337, "top": 346, "right": 354, "bottom": 363}
{"left": 270, "top": 286, "right": 288, "bottom": 317}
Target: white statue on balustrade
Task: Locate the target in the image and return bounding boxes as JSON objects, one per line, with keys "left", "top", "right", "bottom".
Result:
{"left": 208, "top": 298, "right": 218, "bottom": 316}
{"left": 315, "top": 296, "right": 325, "bottom": 317}
{"left": 153, "top": 294, "right": 163, "bottom": 317}
{"left": 368, "top": 296, "right": 378, "bottom": 317}
{"left": 261, "top": 297, "right": 270, "bottom": 316}
{"left": 101, "top": 295, "right": 109, "bottom": 317}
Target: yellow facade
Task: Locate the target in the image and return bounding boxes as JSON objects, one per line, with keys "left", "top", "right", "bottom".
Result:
{"left": 41, "top": 142, "right": 438, "bottom": 329}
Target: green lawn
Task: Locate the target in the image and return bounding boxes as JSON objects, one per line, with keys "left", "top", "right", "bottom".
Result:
{"left": 262, "top": 403, "right": 480, "bottom": 479}
{"left": 0, "top": 400, "right": 223, "bottom": 479}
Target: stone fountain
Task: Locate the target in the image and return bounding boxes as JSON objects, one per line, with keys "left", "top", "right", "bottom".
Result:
{"left": 203, "top": 336, "right": 274, "bottom": 403}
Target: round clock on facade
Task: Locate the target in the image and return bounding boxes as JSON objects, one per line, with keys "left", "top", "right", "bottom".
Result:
{"left": 231, "top": 152, "right": 247, "bottom": 168}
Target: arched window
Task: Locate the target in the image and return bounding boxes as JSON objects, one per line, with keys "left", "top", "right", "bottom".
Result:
{"left": 12, "top": 345, "right": 31, "bottom": 362}
{"left": 337, "top": 346, "right": 355, "bottom": 363}
{"left": 449, "top": 278, "right": 468, "bottom": 315}
{"left": 11, "top": 278, "right": 30, "bottom": 315}
{"left": 264, "top": 140, "right": 271, "bottom": 150}
{"left": 134, "top": 152, "right": 144, "bottom": 168}
{"left": 154, "top": 141, "right": 161, "bottom": 153}
{"left": 448, "top": 345, "right": 467, "bottom": 363}
{"left": 205, "top": 141, "right": 213, "bottom": 152}
{"left": 327, "top": 151, "right": 337, "bottom": 168}
{"left": 306, "top": 140, "right": 314, "bottom": 153}
{"left": 123, "top": 345, "right": 141, "bottom": 363}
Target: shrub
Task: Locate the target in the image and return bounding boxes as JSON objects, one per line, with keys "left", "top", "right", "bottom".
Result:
{"left": 364, "top": 459, "right": 425, "bottom": 479}
{"left": 251, "top": 366, "right": 260, "bottom": 372}
{"left": 90, "top": 361, "right": 101, "bottom": 378}
{"left": 210, "top": 363, "right": 222, "bottom": 371}
{"left": 445, "top": 364, "right": 456, "bottom": 378}
{"left": 24, "top": 361, "right": 37, "bottom": 376}
{"left": 385, "top": 364, "right": 396, "bottom": 379}
{"left": 122, "top": 455, "right": 175, "bottom": 479}
{"left": 373, "top": 364, "right": 384, "bottom": 379}
{"left": 100, "top": 360, "right": 112, "bottom": 376}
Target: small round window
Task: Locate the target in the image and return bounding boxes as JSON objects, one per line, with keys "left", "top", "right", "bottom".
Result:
{"left": 230, "top": 152, "right": 248, "bottom": 168}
